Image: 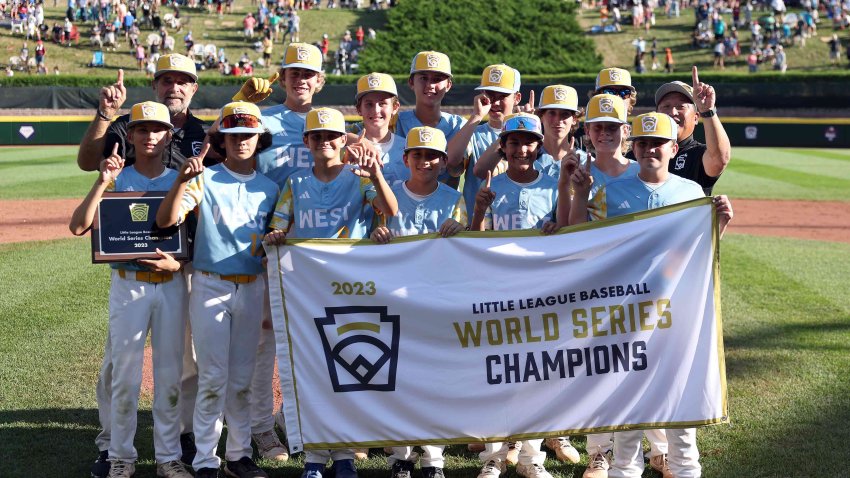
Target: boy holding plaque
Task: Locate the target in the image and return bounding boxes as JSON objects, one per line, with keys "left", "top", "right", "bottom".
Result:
{"left": 69, "top": 101, "right": 193, "bottom": 478}
{"left": 156, "top": 101, "right": 279, "bottom": 478}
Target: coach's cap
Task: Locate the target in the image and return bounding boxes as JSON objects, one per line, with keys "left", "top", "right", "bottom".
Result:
{"left": 128, "top": 101, "right": 173, "bottom": 128}
{"left": 585, "top": 94, "right": 628, "bottom": 124}
{"left": 499, "top": 113, "right": 543, "bottom": 140}
{"left": 404, "top": 126, "right": 448, "bottom": 157}
{"left": 219, "top": 101, "right": 266, "bottom": 134}
{"left": 154, "top": 53, "right": 197, "bottom": 81}
{"left": 304, "top": 107, "right": 346, "bottom": 135}
{"left": 281, "top": 42, "right": 323, "bottom": 72}
{"left": 594, "top": 67, "right": 635, "bottom": 92}
{"left": 538, "top": 85, "right": 580, "bottom": 112}
{"left": 475, "top": 64, "right": 521, "bottom": 94}
{"left": 355, "top": 72, "right": 398, "bottom": 102}
{"left": 654, "top": 80, "right": 695, "bottom": 106}
{"left": 409, "top": 51, "right": 452, "bottom": 77}
{"left": 629, "top": 112, "right": 678, "bottom": 141}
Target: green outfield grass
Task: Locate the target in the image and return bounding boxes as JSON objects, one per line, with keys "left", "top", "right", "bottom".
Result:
{"left": 1, "top": 146, "right": 849, "bottom": 476}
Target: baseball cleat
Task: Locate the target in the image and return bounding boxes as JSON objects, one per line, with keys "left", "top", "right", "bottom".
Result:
{"left": 545, "top": 437, "right": 581, "bottom": 463}
{"left": 252, "top": 429, "right": 289, "bottom": 461}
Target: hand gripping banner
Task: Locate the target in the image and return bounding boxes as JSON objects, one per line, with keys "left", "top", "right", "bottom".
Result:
{"left": 266, "top": 198, "right": 727, "bottom": 452}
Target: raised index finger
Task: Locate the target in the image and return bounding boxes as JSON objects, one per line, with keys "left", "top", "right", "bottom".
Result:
{"left": 485, "top": 170, "right": 492, "bottom": 189}
{"left": 111, "top": 142, "right": 120, "bottom": 157}
{"left": 692, "top": 65, "right": 700, "bottom": 88}
{"left": 116, "top": 69, "right": 124, "bottom": 86}
{"left": 196, "top": 142, "right": 211, "bottom": 161}
{"left": 527, "top": 89, "right": 535, "bottom": 109}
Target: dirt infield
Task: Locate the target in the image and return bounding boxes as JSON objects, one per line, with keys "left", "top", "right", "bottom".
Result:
{"left": 3, "top": 197, "right": 849, "bottom": 245}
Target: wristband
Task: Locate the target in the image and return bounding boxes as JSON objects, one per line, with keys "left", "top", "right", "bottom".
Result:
{"left": 699, "top": 108, "right": 716, "bottom": 118}
{"left": 96, "top": 108, "right": 113, "bottom": 121}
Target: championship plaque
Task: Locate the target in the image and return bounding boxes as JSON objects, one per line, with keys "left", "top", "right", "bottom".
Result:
{"left": 91, "top": 191, "right": 189, "bottom": 263}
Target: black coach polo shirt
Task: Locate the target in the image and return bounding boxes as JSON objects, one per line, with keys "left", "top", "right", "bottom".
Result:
{"left": 102, "top": 111, "right": 212, "bottom": 169}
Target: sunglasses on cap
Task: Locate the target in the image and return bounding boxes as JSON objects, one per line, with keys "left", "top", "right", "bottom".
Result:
{"left": 601, "top": 87, "right": 632, "bottom": 99}
{"left": 221, "top": 114, "right": 260, "bottom": 130}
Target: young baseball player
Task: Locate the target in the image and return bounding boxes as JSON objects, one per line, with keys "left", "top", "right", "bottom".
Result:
{"left": 470, "top": 113, "right": 558, "bottom": 478}
{"left": 156, "top": 101, "right": 279, "bottom": 478}
{"left": 69, "top": 101, "right": 192, "bottom": 478}
{"left": 591, "top": 67, "right": 638, "bottom": 115}
{"left": 369, "top": 126, "right": 465, "bottom": 478}
{"left": 354, "top": 72, "right": 407, "bottom": 187}
{"left": 570, "top": 112, "right": 733, "bottom": 478}
{"left": 445, "top": 64, "right": 522, "bottom": 219}
{"left": 264, "top": 106, "right": 397, "bottom": 478}
{"left": 535, "top": 84, "right": 585, "bottom": 180}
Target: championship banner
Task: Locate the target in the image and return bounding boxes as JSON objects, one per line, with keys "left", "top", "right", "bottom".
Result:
{"left": 266, "top": 198, "right": 727, "bottom": 452}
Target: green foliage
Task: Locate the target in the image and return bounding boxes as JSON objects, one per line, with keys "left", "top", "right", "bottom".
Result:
{"left": 358, "top": 0, "right": 603, "bottom": 75}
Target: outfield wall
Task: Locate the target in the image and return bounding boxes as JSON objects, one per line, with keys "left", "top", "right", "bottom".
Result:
{"left": 2, "top": 114, "right": 848, "bottom": 148}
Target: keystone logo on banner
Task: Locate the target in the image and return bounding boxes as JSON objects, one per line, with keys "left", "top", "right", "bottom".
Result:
{"left": 315, "top": 306, "right": 400, "bottom": 392}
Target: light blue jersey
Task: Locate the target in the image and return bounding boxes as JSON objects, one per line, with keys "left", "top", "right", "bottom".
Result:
{"left": 257, "top": 104, "right": 313, "bottom": 188}
{"left": 394, "top": 110, "right": 467, "bottom": 141}
{"left": 373, "top": 133, "right": 408, "bottom": 188}
{"left": 587, "top": 160, "right": 641, "bottom": 221}
{"left": 179, "top": 164, "right": 279, "bottom": 276}
{"left": 485, "top": 172, "right": 558, "bottom": 231}
{"left": 536, "top": 147, "right": 589, "bottom": 180}
{"left": 602, "top": 174, "right": 704, "bottom": 218}
{"left": 461, "top": 122, "right": 500, "bottom": 220}
{"left": 107, "top": 166, "right": 178, "bottom": 272}
{"left": 270, "top": 165, "right": 378, "bottom": 239}
{"left": 386, "top": 182, "right": 467, "bottom": 237}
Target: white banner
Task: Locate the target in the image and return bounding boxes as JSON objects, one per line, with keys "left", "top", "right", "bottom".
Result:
{"left": 267, "top": 198, "right": 727, "bottom": 452}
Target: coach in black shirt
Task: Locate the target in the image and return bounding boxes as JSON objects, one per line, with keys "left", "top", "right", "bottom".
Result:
{"left": 653, "top": 66, "right": 731, "bottom": 195}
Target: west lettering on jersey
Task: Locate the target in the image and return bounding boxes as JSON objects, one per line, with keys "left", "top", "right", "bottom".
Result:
{"left": 273, "top": 144, "right": 313, "bottom": 169}
{"left": 212, "top": 205, "right": 269, "bottom": 231}
{"left": 298, "top": 202, "right": 353, "bottom": 229}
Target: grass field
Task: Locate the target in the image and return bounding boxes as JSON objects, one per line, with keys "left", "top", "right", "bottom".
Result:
{"left": 1, "top": 147, "right": 849, "bottom": 476}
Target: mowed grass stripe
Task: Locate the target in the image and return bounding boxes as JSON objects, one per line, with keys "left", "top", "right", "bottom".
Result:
{"left": 782, "top": 148, "right": 850, "bottom": 163}
{"left": 731, "top": 148, "right": 850, "bottom": 180}
{"left": 0, "top": 146, "right": 78, "bottom": 163}
{"left": 725, "top": 158, "right": 850, "bottom": 195}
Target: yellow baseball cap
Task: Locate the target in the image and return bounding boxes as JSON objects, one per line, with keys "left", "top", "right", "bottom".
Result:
{"left": 538, "top": 84, "right": 579, "bottom": 112}
{"left": 404, "top": 126, "right": 447, "bottom": 156}
{"left": 409, "top": 51, "right": 452, "bottom": 78}
{"left": 281, "top": 42, "right": 323, "bottom": 73}
{"left": 355, "top": 72, "right": 398, "bottom": 102}
{"left": 500, "top": 113, "right": 543, "bottom": 140}
{"left": 128, "top": 101, "right": 173, "bottom": 128}
{"left": 475, "top": 64, "right": 520, "bottom": 94}
{"left": 628, "top": 112, "right": 678, "bottom": 141}
{"left": 585, "top": 94, "right": 628, "bottom": 124}
{"left": 154, "top": 54, "right": 197, "bottom": 82}
{"left": 594, "top": 67, "right": 635, "bottom": 92}
{"left": 304, "top": 107, "right": 346, "bottom": 135}
{"left": 219, "top": 101, "right": 266, "bottom": 134}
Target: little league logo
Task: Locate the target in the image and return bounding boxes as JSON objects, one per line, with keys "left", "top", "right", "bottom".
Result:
{"left": 488, "top": 68, "right": 504, "bottom": 85}
{"left": 316, "top": 110, "right": 332, "bottom": 124}
{"left": 192, "top": 141, "right": 203, "bottom": 155}
{"left": 426, "top": 54, "right": 439, "bottom": 68}
{"left": 296, "top": 46, "right": 310, "bottom": 61}
{"left": 675, "top": 154, "right": 686, "bottom": 170}
{"left": 232, "top": 107, "right": 250, "bottom": 115}
{"left": 641, "top": 115, "right": 658, "bottom": 133}
{"left": 609, "top": 69, "right": 622, "bottom": 82}
{"left": 418, "top": 128, "right": 433, "bottom": 144}
{"left": 129, "top": 203, "right": 150, "bottom": 222}
{"left": 367, "top": 74, "right": 382, "bottom": 88}
{"left": 553, "top": 88, "right": 568, "bottom": 101}
{"left": 599, "top": 98, "right": 615, "bottom": 113}
{"left": 315, "top": 306, "right": 400, "bottom": 392}
{"left": 141, "top": 104, "right": 156, "bottom": 118}
{"left": 169, "top": 56, "right": 184, "bottom": 68}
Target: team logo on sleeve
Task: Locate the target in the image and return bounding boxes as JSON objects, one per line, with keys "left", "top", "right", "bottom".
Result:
{"left": 315, "top": 306, "right": 400, "bottom": 392}
{"left": 426, "top": 54, "right": 439, "bottom": 68}
{"left": 316, "top": 110, "right": 332, "bottom": 124}
{"left": 488, "top": 68, "right": 504, "bottom": 84}
{"left": 641, "top": 115, "right": 657, "bottom": 133}
{"left": 609, "top": 70, "right": 622, "bottom": 82}
{"left": 675, "top": 154, "right": 686, "bottom": 170}
{"left": 296, "top": 46, "right": 310, "bottom": 61}
{"left": 192, "top": 141, "right": 203, "bottom": 155}
{"left": 599, "top": 98, "right": 615, "bottom": 113}
{"left": 367, "top": 74, "right": 381, "bottom": 88}
{"left": 418, "top": 128, "right": 433, "bottom": 143}
{"left": 553, "top": 87, "right": 568, "bottom": 101}
{"left": 141, "top": 104, "right": 156, "bottom": 118}
{"left": 129, "top": 203, "right": 150, "bottom": 222}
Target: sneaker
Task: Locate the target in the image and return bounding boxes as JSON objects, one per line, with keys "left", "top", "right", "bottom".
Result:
{"left": 331, "top": 459, "right": 358, "bottom": 478}
{"left": 545, "top": 437, "right": 581, "bottom": 464}
{"left": 157, "top": 460, "right": 193, "bottom": 478}
{"left": 516, "top": 463, "right": 553, "bottom": 478}
{"left": 353, "top": 448, "right": 369, "bottom": 460}
{"left": 391, "top": 460, "right": 414, "bottom": 478}
{"left": 252, "top": 429, "right": 290, "bottom": 461}
{"left": 302, "top": 463, "right": 325, "bottom": 478}
{"left": 421, "top": 467, "right": 444, "bottom": 478}
{"left": 196, "top": 468, "right": 221, "bottom": 478}
{"left": 107, "top": 460, "right": 135, "bottom": 478}
{"left": 223, "top": 456, "right": 268, "bottom": 478}
{"left": 582, "top": 451, "right": 610, "bottom": 478}
{"left": 477, "top": 458, "right": 506, "bottom": 478}
{"left": 649, "top": 454, "right": 673, "bottom": 478}
{"left": 180, "top": 432, "right": 197, "bottom": 467}
{"left": 91, "top": 450, "right": 110, "bottom": 478}
{"left": 505, "top": 442, "right": 522, "bottom": 466}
